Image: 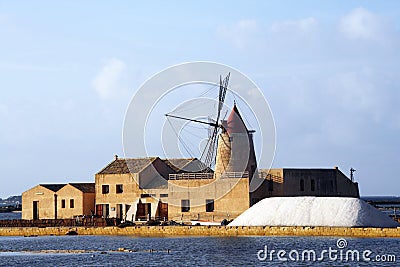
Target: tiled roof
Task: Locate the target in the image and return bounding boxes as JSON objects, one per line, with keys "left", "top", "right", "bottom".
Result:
{"left": 39, "top": 184, "right": 67, "bottom": 192}
{"left": 69, "top": 183, "right": 95, "bottom": 193}
{"left": 97, "top": 157, "right": 157, "bottom": 175}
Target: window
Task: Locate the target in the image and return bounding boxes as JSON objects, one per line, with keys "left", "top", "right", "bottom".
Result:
{"left": 70, "top": 199, "right": 74, "bottom": 209}
{"left": 300, "top": 179, "right": 305, "bottom": 191}
{"left": 61, "top": 199, "right": 66, "bottom": 208}
{"left": 181, "top": 199, "right": 190, "bottom": 212}
{"left": 160, "top": 193, "right": 168, "bottom": 198}
{"left": 102, "top": 185, "right": 109, "bottom": 194}
{"left": 116, "top": 184, "right": 123, "bottom": 194}
{"left": 268, "top": 180, "right": 273, "bottom": 191}
{"left": 311, "top": 179, "right": 315, "bottom": 191}
{"left": 206, "top": 199, "right": 214, "bottom": 212}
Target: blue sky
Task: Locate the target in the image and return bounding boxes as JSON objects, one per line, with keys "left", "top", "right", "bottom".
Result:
{"left": 0, "top": 1, "right": 399, "bottom": 198}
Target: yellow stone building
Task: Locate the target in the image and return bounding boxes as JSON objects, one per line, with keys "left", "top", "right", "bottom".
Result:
{"left": 22, "top": 183, "right": 95, "bottom": 220}
{"left": 22, "top": 104, "right": 359, "bottom": 223}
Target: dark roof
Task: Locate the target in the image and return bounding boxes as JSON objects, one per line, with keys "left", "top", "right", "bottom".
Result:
{"left": 140, "top": 177, "right": 168, "bottom": 189}
{"left": 162, "top": 158, "right": 211, "bottom": 173}
{"left": 39, "top": 184, "right": 67, "bottom": 192}
{"left": 97, "top": 157, "right": 157, "bottom": 175}
{"left": 69, "top": 183, "right": 95, "bottom": 193}
{"left": 162, "top": 158, "right": 195, "bottom": 172}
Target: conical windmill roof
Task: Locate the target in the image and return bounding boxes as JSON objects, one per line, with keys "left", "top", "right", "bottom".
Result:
{"left": 225, "top": 104, "right": 248, "bottom": 134}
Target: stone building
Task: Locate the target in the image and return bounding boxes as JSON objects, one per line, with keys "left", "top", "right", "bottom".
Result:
{"left": 22, "top": 184, "right": 65, "bottom": 220}
{"left": 94, "top": 156, "right": 212, "bottom": 221}
{"left": 255, "top": 168, "right": 359, "bottom": 201}
{"left": 22, "top": 183, "right": 95, "bottom": 220}
{"left": 95, "top": 157, "right": 175, "bottom": 221}
{"left": 92, "top": 104, "right": 360, "bottom": 223}
{"left": 167, "top": 104, "right": 259, "bottom": 221}
{"left": 57, "top": 183, "right": 95, "bottom": 219}
{"left": 165, "top": 104, "right": 360, "bottom": 222}
{"left": 22, "top": 104, "right": 360, "bottom": 223}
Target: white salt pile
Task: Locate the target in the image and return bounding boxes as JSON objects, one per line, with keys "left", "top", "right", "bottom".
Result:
{"left": 229, "top": 197, "right": 399, "bottom": 228}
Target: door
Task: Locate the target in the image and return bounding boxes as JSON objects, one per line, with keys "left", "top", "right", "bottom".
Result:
{"left": 136, "top": 202, "right": 151, "bottom": 220}
{"left": 116, "top": 204, "right": 123, "bottom": 220}
{"left": 156, "top": 201, "right": 168, "bottom": 220}
{"left": 104, "top": 204, "right": 109, "bottom": 218}
{"left": 96, "top": 204, "right": 103, "bottom": 217}
{"left": 33, "top": 201, "right": 39, "bottom": 220}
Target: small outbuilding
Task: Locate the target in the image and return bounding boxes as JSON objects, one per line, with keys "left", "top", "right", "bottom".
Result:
{"left": 22, "top": 183, "right": 95, "bottom": 220}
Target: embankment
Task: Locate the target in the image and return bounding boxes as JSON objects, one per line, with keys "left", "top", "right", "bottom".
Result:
{"left": 0, "top": 226, "right": 400, "bottom": 238}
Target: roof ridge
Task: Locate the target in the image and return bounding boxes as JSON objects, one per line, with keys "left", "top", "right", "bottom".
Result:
{"left": 134, "top": 157, "right": 159, "bottom": 173}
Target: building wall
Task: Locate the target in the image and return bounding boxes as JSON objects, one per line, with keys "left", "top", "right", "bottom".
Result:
{"left": 57, "top": 186, "right": 84, "bottom": 219}
{"left": 83, "top": 192, "right": 96, "bottom": 215}
{"left": 336, "top": 169, "right": 360, "bottom": 197}
{"left": 168, "top": 177, "right": 249, "bottom": 221}
{"left": 95, "top": 173, "right": 140, "bottom": 219}
{"left": 214, "top": 132, "right": 256, "bottom": 179}
{"left": 22, "top": 185, "right": 56, "bottom": 220}
{"left": 251, "top": 169, "right": 285, "bottom": 204}
{"left": 258, "top": 168, "right": 359, "bottom": 198}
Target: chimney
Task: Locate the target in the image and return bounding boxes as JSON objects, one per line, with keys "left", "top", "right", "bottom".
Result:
{"left": 114, "top": 155, "right": 118, "bottom": 160}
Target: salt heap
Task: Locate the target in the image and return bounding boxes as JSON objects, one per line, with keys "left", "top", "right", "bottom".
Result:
{"left": 229, "top": 197, "right": 399, "bottom": 228}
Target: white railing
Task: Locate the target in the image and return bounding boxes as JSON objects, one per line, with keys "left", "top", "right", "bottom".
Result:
{"left": 169, "top": 172, "right": 214, "bottom": 180}
{"left": 220, "top": 171, "right": 249, "bottom": 178}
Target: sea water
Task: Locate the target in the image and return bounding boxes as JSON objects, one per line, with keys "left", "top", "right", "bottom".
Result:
{"left": 0, "top": 213, "right": 21, "bottom": 220}
{"left": 0, "top": 235, "right": 398, "bottom": 266}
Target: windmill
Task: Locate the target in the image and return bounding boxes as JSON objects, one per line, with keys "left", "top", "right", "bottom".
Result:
{"left": 165, "top": 73, "right": 230, "bottom": 171}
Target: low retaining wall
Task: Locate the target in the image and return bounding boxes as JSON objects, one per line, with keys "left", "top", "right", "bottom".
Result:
{"left": 0, "top": 226, "right": 400, "bottom": 238}
{"left": 0, "top": 218, "right": 111, "bottom": 227}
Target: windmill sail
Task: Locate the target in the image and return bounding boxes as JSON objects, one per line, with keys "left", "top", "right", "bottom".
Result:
{"left": 201, "top": 73, "right": 229, "bottom": 170}
{"left": 165, "top": 73, "right": 230, "bottom": 171}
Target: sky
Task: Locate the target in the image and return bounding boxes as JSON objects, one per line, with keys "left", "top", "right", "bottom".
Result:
{"left": 0, "top": 1, "right": 399, "bottom": 198}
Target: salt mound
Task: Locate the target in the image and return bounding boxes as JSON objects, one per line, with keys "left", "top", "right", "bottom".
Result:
{"left": 229, "top": 197, "right": 399, "bottom": 228}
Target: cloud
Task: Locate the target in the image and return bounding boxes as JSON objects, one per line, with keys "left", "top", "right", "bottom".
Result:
{"left": 216, "top": 20, "right": 260, "bottom": 49}
{"left": 270, "top": 17, "right": 317, "bottom": 33}
{"left": 92, "top": 58, "right": 126, "bottom": 99}
{"left": 216, "top": 17, "right": 319, "bottom": 55}
{"left": 339, "top": 7, "right": 389, "bottom": 43}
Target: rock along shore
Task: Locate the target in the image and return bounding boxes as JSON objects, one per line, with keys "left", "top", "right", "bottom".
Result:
{"left": 0, "top": 226, "right": 400, "bottom": 238}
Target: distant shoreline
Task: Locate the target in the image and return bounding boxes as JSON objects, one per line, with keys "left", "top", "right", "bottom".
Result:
{"left": 0, "top": 226, "right": 399, "bottom": 238}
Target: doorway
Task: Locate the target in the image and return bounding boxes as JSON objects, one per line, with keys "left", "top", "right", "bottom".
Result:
{"left": 136, "top": 202, "right": 151, "bottom": 220}
{"left": 33, "top": 201, "right": 39, "bottom": 220}
{"left": 116, "top": 204, "right": 123, "bottom": 220}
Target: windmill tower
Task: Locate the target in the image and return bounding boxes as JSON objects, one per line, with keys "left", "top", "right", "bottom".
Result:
{"left": 165, "top": 73, "right": 257, "bottom": 180}
{"left": 214, "top": 104, "right": 257, "bottom": 180}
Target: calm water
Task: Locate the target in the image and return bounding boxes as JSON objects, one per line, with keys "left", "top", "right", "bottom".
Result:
{"left": 0, "top": 213, "right": 21, "bottom": 220}
{"left": 0, "top": 235, "right": 398, "bottom": 266}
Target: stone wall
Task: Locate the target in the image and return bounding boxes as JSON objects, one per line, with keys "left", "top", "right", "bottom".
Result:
{"left": 168, "top": 177, "right": 249, "bottom": 221}
{"left": 22, "top": 185, "right": 56, "bottom": 220}
{"left": 57, "top": 185, "right": 88, "bottom": 219}
{"left": 95, "top": 173, "right": 141, "bottom": 218}
{"left": 0, "top": 226, "right": 399, "bottom": 238}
